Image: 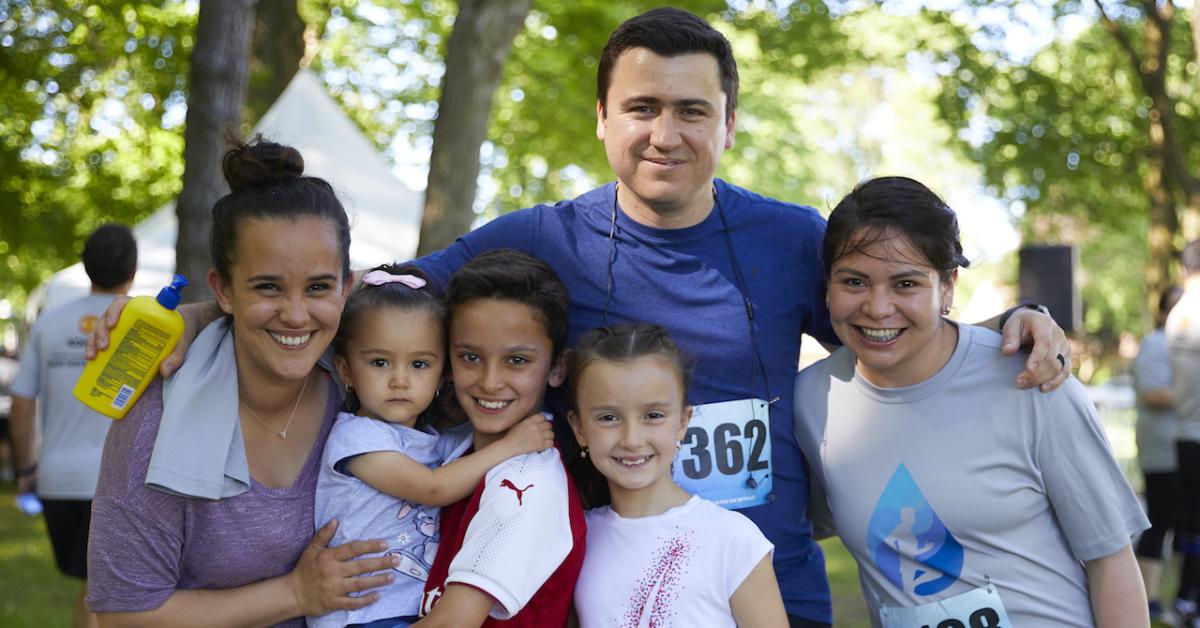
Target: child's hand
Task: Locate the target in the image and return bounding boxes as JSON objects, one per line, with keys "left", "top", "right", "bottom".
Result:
{"left": 502, "top": 413, "right": 555, "bottom": 456}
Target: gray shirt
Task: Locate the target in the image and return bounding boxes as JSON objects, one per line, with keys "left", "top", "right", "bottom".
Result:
{"left": 11, "top": 294, "right": 116, "bottom": 499}
{"left": 794, "top": 325, "right": 1147, "bottom": 628}
{"left": 1132, "top": 330, "right": 1177, "bottom": 471}
{"left": 1167, "top": 286, "right": 1200, "bottom": 443}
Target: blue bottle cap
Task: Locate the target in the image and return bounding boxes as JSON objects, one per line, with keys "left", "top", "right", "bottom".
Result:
{"left": 156, "top": 274, "right": 189, "bottom": 310}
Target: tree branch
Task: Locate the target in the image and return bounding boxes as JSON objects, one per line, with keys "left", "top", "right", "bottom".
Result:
{"left": 1091, "top": 0, "right": 1142, "bottom": 68}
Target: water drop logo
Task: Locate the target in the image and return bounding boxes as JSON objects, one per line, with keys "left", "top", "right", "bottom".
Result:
{"left": 867, "top": 464, "right": 963, "bottom": 597}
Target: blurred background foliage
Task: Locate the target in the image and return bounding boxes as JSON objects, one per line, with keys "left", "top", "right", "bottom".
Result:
{"left": 0, "top": 1, "right": 191, "bottom": 306}
{"left": 1, "top": 0, "right": 1197, "bottom": 381}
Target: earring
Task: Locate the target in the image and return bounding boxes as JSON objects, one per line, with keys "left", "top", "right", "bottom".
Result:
{"left": 345, "top": 384, "right": 354, "bottom": 394}
{"left": 222, "top": 303, "right": 233, "bottom": 314}
{"left": 580, "top": 446, "right": 589, "bottom": 459}
{"left": 941, "top": 304, "right": 951, "bottom": 315}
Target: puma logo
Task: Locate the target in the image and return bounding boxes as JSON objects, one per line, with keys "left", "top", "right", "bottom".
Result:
{"left": 499, "top": 479, "right": 534, "bottom": 505}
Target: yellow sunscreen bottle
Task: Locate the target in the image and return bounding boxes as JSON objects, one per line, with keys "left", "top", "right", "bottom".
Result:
{"left": 74, "top": 275, "right": 188, "bottom": 419}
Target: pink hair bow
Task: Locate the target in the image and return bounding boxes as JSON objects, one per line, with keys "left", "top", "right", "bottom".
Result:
{"left": 361, "top": 270, "right": 427, "bottom": 289}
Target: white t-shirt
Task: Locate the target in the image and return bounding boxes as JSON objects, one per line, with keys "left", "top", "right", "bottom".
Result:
{"left": 1167, "top": 285, "right": 1200, "bottom": 442}
{"left": 794, "top": 324, "right": 1148, "bottom": 628}
{"left": 574, "top": 495, "right": 773, "bottom": 628}
{"left": 11, "top": 294, "right": 116, "bottom": 499}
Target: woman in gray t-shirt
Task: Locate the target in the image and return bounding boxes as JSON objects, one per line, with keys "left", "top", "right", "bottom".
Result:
{"left": 794, "top": 176, "right": 1149, "bottom": 628}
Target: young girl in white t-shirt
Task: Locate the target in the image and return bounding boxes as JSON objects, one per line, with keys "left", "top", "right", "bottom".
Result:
{"left": 566, "top": 323, "right": 789, "bottom": 627}
{"left": 311, "top": 264, "right": 554, "bottom": 628}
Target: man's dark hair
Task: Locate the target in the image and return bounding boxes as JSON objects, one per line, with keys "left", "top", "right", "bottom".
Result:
{"left": 1182, "top": 240, "right": 1200, "bottom": 274}
{"left": 597, "top": 7, "right": 739, "bottom": 119}
{"left": 82, "top": 224, "right": 138, "bottom": 290}
{"left": 445, "top": 249, "right": 570, "bottom": 361}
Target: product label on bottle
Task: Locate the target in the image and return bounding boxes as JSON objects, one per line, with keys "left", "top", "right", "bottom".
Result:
{"left": 92, "top": 320, "right": 171, "bottom": 410}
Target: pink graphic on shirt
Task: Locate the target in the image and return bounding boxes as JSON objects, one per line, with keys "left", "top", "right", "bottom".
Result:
{"left": 499, "top": 479, "right": 534, "bottom": 505}
{"left": 622, "top": 531, "right": 694, "bottom": 627}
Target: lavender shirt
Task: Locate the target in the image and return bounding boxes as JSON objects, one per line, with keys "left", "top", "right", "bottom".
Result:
{"left": 87, "top": 377, "right": 337, "bottom": 626}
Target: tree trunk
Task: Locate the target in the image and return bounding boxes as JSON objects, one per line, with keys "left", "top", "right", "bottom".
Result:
{"left": 1096, "top": 0, "right": 1200, "bottom": 283}
{"left": 1193, "top": 4, "right": 1200, "bottom": 89}
{"left": 1143, "top": 130, "right": 1179, "bottom": 324}
{"left": 247, "top": 0, "right": 306, "bottom": 122}
{"left": 415, "top": 0, "right": 533, "bottom": 256}
{"left": 1134, "top": 1, "right": 1200, "bottom": 240}
{"left": 175, "top": 0, "right": 256, "bottom": 302}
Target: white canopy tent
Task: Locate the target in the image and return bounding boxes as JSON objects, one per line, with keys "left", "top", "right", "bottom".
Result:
{"left": 29, "top": 69, "right": 423, "bottom": 319}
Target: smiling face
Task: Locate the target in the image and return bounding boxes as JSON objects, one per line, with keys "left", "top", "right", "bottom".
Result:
{"left": 597, "top": 48, "right": 735, "bottom": 228}
{"left": 568, "top": 356, "right": 691, "bottom": 511}
{"left": 334, "top": 307, "right": 445, "bottom": 427}
{"left": 209, "top": 216, "right": 349, "bottom": 387}
{"left": 449, "top": 298, "right": 564, "bottom": 449}
{"left": 827, "top": 230, "right": 958, "bottom": 388}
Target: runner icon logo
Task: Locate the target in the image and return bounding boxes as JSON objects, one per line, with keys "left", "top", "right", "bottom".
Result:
{"left": 867, "top": 463, "right": 963, "bottom": 596}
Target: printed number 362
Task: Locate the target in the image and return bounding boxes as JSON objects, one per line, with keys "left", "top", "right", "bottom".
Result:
{"left": 679, "top": 419, "right": 768, "bottom": 479}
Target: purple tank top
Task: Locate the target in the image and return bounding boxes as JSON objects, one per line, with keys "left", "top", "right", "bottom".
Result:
{"left": 87, "top": 377, "right": 337, "bottom": 626}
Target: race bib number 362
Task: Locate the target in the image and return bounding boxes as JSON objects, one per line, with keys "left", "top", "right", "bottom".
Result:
{"left": 672, "top": 398, "right": 771, "bottom": 509}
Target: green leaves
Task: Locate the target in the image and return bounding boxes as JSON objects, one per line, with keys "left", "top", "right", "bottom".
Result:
{"left": 929, "top": 1, "right": 1200, "bottom": 369}
{"left": 0, "top": 0, "right": 194, "bottom": 305}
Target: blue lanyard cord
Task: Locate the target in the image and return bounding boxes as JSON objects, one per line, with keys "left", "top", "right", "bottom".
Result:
{"left": 603, "top": 184, "right": 619, "bottom": 324}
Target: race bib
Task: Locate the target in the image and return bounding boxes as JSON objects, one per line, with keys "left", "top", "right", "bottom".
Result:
{"left": 673, "top": 398, "right": 771, "bottom": 509}
{"left": 879, "top": 585, "right": 1012, "bottom": 628}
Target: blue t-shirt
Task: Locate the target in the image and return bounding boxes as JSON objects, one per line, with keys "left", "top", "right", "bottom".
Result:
{"left": 417, "top": 179, "right": 836, "bottom": 622}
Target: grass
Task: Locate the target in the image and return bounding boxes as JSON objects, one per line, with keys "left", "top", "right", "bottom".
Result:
{"left": 0, "top": 483, "right": 81, "bottom": 627}
{"left": 822, "top": 536, "right": 872, "bottom": 626}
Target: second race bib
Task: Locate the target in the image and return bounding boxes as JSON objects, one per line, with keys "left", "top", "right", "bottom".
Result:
{"left": 879, "top": 584, "right": 1012, "bottom": 628}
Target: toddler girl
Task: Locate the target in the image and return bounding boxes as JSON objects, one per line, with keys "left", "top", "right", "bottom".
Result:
{"left": 566, "top": 323, "right": 788, "bottom": 627}
{"left": 311, "top": 264, "right": 553, "bottom": 628}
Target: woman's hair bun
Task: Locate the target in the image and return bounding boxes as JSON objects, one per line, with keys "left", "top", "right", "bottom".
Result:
{"left": 222, "top": 133, "right": 305, "bottom": 192}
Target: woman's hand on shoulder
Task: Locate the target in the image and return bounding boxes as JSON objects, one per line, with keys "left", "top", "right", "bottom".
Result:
{"left": 285, "top": 519, "right": 398, "bottom": 617}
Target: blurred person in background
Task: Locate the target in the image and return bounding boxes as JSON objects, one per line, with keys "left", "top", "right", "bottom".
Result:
{"left": 1133, "top": 285, "right": 1184, "bottom": 621}
{"left": 10, "top": 224, "right": 137, "bottom": 628}
{"left": 1167, "top": 240, "right": 1200, "bottom": 627}
{"left": 0, "top": 347, "right": 19, "bottom": 482}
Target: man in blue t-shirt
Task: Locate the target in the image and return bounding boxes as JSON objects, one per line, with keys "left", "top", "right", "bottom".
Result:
{"left": 91, "top": 8, "right": 1069, "bottom": 626}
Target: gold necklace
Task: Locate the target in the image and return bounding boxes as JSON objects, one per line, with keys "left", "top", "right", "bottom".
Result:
{"left": 239, "top": 373, "right": 310, "bottom": 440}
